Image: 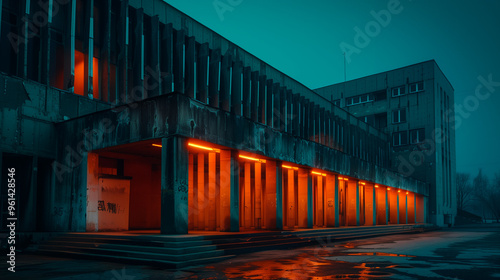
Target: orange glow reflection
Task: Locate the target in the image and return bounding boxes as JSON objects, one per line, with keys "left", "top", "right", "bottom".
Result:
{"left": 239, "top": 155, "right": 266, "bottom": 163}
{"left": 187, "top": 142, "right": 220, "bottom": 153}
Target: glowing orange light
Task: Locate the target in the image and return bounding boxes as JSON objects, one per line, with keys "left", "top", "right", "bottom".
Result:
{"left": 239, "top": 155, "right": 266, "bottom": 163}
{"left": 282, "top": 165, "right": 298, "bottom": 170}
{"left": 338, "top": 177, "right": 343, "bottom": 180}
{"left": 188, "top": 143, "right": 220, "bottom": 153}
{"left": 406, "top": 191, "right": 409, "bottom": 195}
{"left": 360, "top": 182, "right": 366, "bottom": 185}
{"left": 375, "top": 185, "right": 379, "bottom": 188}
{"left": 398, "top": 190, "right": 401, "bottom": 193}
{"left": 312, "top": 171, "right": 326, "bottom": 176}
{"left": 387, "top": 188, "right": 391, "bottom": 190}
{"left": 344, "top": 178, "right": 349, "bottom": 181}
{"left": 152, "top": 144, "right": 162, "bottom": 148}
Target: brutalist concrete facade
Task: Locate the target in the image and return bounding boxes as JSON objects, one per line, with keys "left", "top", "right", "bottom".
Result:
{"left": 315, "top": 61, "right": 456, "bottom": 226}
{"left": 1, "top": 0, "right": 429, "bottom": 234}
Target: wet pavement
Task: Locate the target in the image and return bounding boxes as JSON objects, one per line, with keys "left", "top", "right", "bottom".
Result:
{"left": 2, "top": 225, "right": 500, "bottom": 279}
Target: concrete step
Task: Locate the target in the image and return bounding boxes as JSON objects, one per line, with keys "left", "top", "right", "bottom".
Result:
{"left": 38, "top": 244, "right": 225, "bottom": 262}
{"left": 53, "top": 235, "right": 213, "bottom": 248}
{"left": 41, "top": 240, "right": 218, "bottom": 255}
{"left": 38, "top": 248, "right": 234, "bottom": 269}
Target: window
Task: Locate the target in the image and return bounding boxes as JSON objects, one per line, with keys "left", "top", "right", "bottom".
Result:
{"left": 393, "top": 131, "right": 408, "bottom": 146}
{"left": 410, "top": 128, "right": 425, "bottom": 144}
{"left": 391, "top": 86, "right": 406, "bottom": 97}
{"left": 345, "top": 94, "right": 374, "bottom": 107}
{"left": 392, "top": 108, "right": 406, "bottom": 123}
{"left": 409, "top": 82, "right": 424, "bottom": 93}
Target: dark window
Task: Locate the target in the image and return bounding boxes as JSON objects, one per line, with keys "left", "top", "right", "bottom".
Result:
{"left": 391, "top": 86, "right": 406, "bottom": 97}
{"left": 392, "top": 108, "right": 406, "bottom": 123}
{"left": 410, "top": 128, "right": 425, "bottom": 144}
{"left": 393, "top": 131, "right": 408, "bottom": 146}
{"left": 409, "top": 82, "right": 424, "bottom": 93}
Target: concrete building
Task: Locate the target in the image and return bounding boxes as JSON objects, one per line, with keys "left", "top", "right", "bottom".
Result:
{"left": 1, "top": 0, "right": 430, "bottom": 237}
{"left": 315, "top": 61, "right": 456, "bottom": 226}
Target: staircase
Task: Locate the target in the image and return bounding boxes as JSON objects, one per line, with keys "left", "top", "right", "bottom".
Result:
{"left": 36, "top": 224, "right": 435, "bottom": 268}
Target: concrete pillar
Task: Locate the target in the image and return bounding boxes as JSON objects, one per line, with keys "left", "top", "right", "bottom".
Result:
{"left": 208, "top": 49, "right": 220, "bottom": 106}
{"left": 298, "top": 168, "right": 309, "bottom": 228}
{"left": 316, "top": 175, "right": 324, "bottom": 227}
{"left": 219, "top": 53, "right": 231, "bottom": 111}
{"left": 242, "top": 66, "right": 251, "bottom": 118}
{"left": 258, "top": 75, "right": 267, "bottom": 124}
{"left": 160, "top": 137, "right": 189, "bottom": 234}
{"left": 398, "top": 191, "right": 406, "bottom": 224}
{"left": 325, "top": 174, "right": 335, "bottom": 227}
{"left": 86, "top": 153, "right": 99, "bottom": 231}
{"left": 356, "top": 181, "right": 360, "bottom": 226}
{"left": 307, "top": 171, "right": 313, "bottom": 228}
{"left": 173, "top": 29, "right": 184, "bottom": 93}
{"left": 286, "top": 169, "right": 296, "bottom": 228}
{"left": 197, "top": 153, "right": 205, "bottom": 229}
{"left": 273, "top": 83, "right": 281, "bottom": 129}
{"left": 196, "top": 43, "right": 209, "bottom": 103}
{"left": 188, "top": 154, "right": 194, "bottom": 230}
{"left": 385, "top": 188, "right": 389, "bottom": 224}
{"left": 266, "top": 79, "right": 274, "bottom": 126}
{"left": 389, "top": 189, "right": 398, "bottom": 224}
{"left": 334, "top": 175, "right": 340, "bottom": 227}
{"left": 265, "top": 160, "right": 280, "bottom": 230}
{"left": 220, "top": 149, "right": 239, "bottom": 231}
{"left": 372, "top": 185, "right": 377, "bottom": 226}
{"left": 250, "top": 71, "right": 259, "bottom": 122}
{"left": 185, "top": 36, "right": 195, "bottom": 98}
{"left": 231, "top": 60, "right": 242, "bottom": 115}
{"left": 255, "top": 162, "right": 262, "bottom": 229}
{"left": 208, "top": 152, "right": 217, "bottom": 230}
{"left": 160, "top": 23, "right": 173, "bottom": 95}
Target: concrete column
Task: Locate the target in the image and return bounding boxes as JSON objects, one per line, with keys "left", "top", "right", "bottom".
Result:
{"left": 86, "top": 153, "right": 99, "bottom": 231}
{"left": 208, "top": 49, "right": 221, "bottom": 106}
{"left": 265, "top": 160, "right": 279, "bottom": 230}
{"left": 160, "top": 23, "right": 173, "bottom": 95}
{"left": 316, "top": 175, "right": 324, "bottom": 227}
{"left": 197, "top": 153, "right": 205, "bottom": 229}
{"left": 242, "top": 66, "right": 251, "bottom": 118}
{"left": 220, "top": 149, "right": 239, "bottom": 232}
{"left": 243, "top": 162, "right": 251, "bottom": 229}
{"left": 273, "top": 83, "right": 281, "bottom": 129}
{"left": 325, "top": 174, "right": 335, "bottom": 227}
{"left": 185, "top": 36, "right": 195, "bottom": 98}
{"left": 356, "top": 181, "right": 360, "bottom": 226}
{"left": 208, "top": 152, "right": 217, "bottom": 230}
{"left": 398, "top": 191, "right": 406, "bottom": 224}
{"left": 298, "top": 168, "right": 308, "bottom": 228}
{"left": 131, "top": 8, "right": 144, "bottom": 99}
{"left": 196, "top": 43, "right": 209, "bottom": 103}
{"left": 173, "top": 29, "right": 185, "bottom": 93}
{"left": 286, "top": 89, "right": 293, "bottom": 133}
{"left": 161, "top": 137, "right": 189, "bottom": 234}
{"left": 258, "top": 75, "right": 267, "bottom": 124}
{"left": 286, "top": 169, "right": 295, "bottom": 228}
{"left": 219, "top": 53, "right": 232, "bottom": 111}
{"left": 188, "top": 154, "right": 194, "bottom": 230}
{"left": 231, "top": 60, "right": 242, "bottom": 115}
{"left": 147, "top": 15, "right": 160, "bottom": 98}
{"left": 307, "top": 171, "right": 313, "bottom": 228}
{"left": 385, "top": 188, "right": 389, "bottom": 224}
{"left": 255, "top": 162, "right": 262, "bottom": 229}
{"left": 372, "top": 185, "right": 377, "bottom": 226}
{"left": 250, "top": 71, "right": 259, "bottom": 122}
{"left": 405, "top": 193, "right": 409, "bottom": 224}
{"left": 266, "top": 79, "right": 273, "bottom": 126}
{"left": 292, "top": 94, "right": 300, "bottom": 137}
{"left": 334, "top": 175, "right": 340, "bottom": 227}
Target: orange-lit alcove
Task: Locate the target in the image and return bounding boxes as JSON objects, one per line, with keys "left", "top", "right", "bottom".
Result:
{"left": 75, "top": 50, "right": 99, "bottom": 99}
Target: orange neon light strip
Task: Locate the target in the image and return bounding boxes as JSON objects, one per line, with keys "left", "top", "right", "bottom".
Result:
{"left": 311, "top": 171, "right": 326, "bottom": 176}
{"left": 343, "top": 178, "right": 349, "bottom": 181}
{"left": 398, "top": 190, "right": 401, "bottom": 193}
{"left": 375, "top": 185, "right": 379, "bottom": 188}
{"left": 188, "top": 143, "right": 220, "bottom": 153}
{"left": 282, "top": 165, "right": 298, "bottom": 170}
{"left": 387, "top": 187, "right": 391, "bottom": 190}
{"left": 152, "top": 144, "right": 162, "bottom": 147}
{"left": 239, "top": 155, "right": 266, "bottom": 163}
{"left": 406, "top": 191, "right": 409, "bottom": 195}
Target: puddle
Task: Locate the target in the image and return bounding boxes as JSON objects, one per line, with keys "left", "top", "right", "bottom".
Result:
{"left": 347, "top": 252, "right": 416, "bottom": 258}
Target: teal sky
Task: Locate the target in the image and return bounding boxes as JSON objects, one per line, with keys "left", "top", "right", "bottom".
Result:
{"left": 164, "top": 0, "right": 500, "bottom": 180}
